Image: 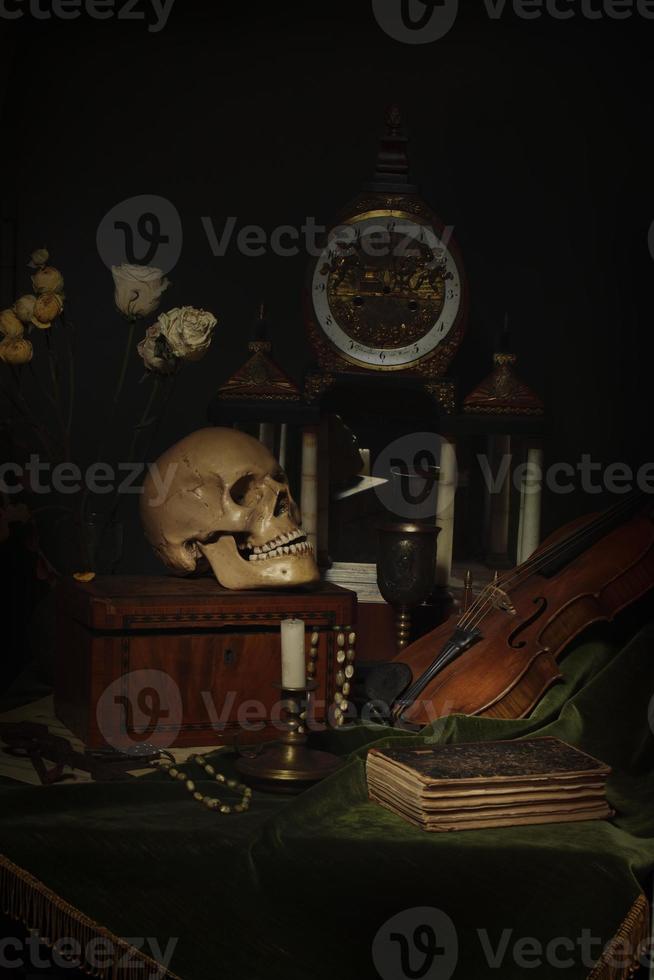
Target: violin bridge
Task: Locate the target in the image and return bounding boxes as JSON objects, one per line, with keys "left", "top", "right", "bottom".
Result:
{"left": 488, "top": 581, "right": 517, "bottom": 616}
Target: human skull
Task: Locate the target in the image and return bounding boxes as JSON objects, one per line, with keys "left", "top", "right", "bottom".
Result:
{"left": 140, "top": 427, "right": 319, "bottom": 590}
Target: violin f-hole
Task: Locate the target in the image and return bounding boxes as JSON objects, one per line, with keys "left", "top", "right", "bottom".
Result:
{"left": 509, "top": 597, "right": 548, "bottom": 649}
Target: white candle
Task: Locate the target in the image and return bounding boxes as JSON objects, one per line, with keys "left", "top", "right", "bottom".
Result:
{"left": 281, "top": 618, "right": 306, "bottom": 689}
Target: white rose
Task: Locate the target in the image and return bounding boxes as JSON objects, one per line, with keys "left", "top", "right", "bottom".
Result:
{"left": 157, "top": 306, "right": 217, "bottom": 362}
{"left": 111, "top": 264, "right": 170, "bottom": 319}
{"left": 137, "top": 324, "right": 179, "bottom": 375}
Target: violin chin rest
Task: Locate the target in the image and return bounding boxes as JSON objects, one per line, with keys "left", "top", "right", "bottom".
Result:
{"left": 364, "top": 662, "right": 413, "bottom": 708}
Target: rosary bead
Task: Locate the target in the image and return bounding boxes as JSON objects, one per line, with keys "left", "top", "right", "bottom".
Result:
{"left": 176, "top": 772, "right": 186, "bottom": 782}
{"left": 168, "top": 768, "right": 178, "bottom": 778}
{"left": 215, "top": 773, "right": 226, "bottom": 783}
{"left": 193, "top": 792, "right": 203, "bottom": 802}
{"left": 204, "top": 764, "right": 215, "bottom": 776}
{"left": 185, "top": 780, "right": 195, "bottom": 792}
{"left": 244, "top": 788, "right": 253, "bottom": 798}
{"left": 219, "top": 805, "right": 232, "bottom": 815}
{"left": 226, "top": 778, "right": 238, "bottom": 789}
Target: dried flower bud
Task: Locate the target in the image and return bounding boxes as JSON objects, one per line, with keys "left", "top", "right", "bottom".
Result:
{"left": 0, "top": 337, "right": 33, "bottom": 365}
{"left": 14, "top": 295, "right": 37, "bottom": 324}
{"left": 29, "top": 247, "right": 49, "bottom": 269}
{"left": 32, "top": 266, "right": 64, "bottom": 295}
{"left": 0, "top": 308, "right": 24, "bottom": 338}
{"left": 32, "top": 291, "right": 64, "bottom": 329}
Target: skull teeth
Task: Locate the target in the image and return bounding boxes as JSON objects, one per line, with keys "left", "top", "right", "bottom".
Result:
{"left": 245, "top": 532, "right": 313, "bottom": 561}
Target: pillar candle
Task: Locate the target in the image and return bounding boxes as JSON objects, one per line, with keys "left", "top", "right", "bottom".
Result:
{"left": 435, "top": 439, "right": 457, "bottom": 587}
{"left": 517, "top": 446, "right": 544, "bottom": 564}
{"left": 281, "top": 618, "right": 306, "bottom": 689}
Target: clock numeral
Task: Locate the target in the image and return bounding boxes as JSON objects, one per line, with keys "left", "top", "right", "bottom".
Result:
{"left": 325, "top": 315, "right": 333, "bottom": 326}
{"left": 379, "top": 352, "right": 386, "bottom": 362}
{"left": 314, "top": 283, "right": 325, "bottom": 292}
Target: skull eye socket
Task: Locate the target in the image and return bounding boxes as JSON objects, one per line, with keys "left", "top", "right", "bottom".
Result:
{"left": 230, "top": 469, "right": 288, "bottom": 507}
{"left": 229, "top": 474, "right": 261, "bottom": 507}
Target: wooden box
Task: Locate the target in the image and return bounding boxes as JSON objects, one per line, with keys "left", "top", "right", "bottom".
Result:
{"left": 55, "top": 577, "right": 356, "bottom": 751}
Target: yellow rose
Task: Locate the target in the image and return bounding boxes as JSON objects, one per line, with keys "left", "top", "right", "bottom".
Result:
{"left": 29, "top": 248, "right": 49, "bottom": 269}
{"left": 32, "top": 291, "right": 64, "bottom": 329}
{"left": 0, "top": 308, "right": 24, "bottom": 338}
{"left": 31, "top": 266, "right": 64, "bottom": 295}
{"left": 14, "top": 295, "right": 36, "bottom": 324}
{"left": 0, "top": 337, "right": 33, "bottom": 365}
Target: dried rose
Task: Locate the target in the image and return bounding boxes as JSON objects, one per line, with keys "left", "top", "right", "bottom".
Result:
{"left": 112, "top": 264, "right": 169, "bottom": 319}
{"left": 28, "top": 248, "right": 49, "bottom": 269}
{"left": 137, "top": 324, "right": 179, "bottom": 375}
{"left": 32, "top": 291, "right": 64, "bottom": 329}
{"left": 14, "top": 295, "right": 37, "bottom": 324}
{"left": 0, "top": 337, "right": 33, "bottom": 365}
{"left": 157, "top": 306, "right": 217, "bottom": 362}
{"left": 32, "top": 266, "right": 64, "bottom": 295}
{"left": 0, "top": 308, "right": 24, "bottom": 338}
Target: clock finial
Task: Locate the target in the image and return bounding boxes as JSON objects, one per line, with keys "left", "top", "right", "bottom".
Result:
{"left": 252, "top": 302, "right": 271, "bottom": 347}
{"left": 367, "top": 104, "right": 418, "bottom": 194}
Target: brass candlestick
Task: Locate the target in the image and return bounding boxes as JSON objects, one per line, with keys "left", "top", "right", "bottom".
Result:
{"left": 235, "top": 681, "right": 343, "bottom": 793}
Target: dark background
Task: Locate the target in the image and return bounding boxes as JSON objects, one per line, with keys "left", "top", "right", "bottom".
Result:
{"left": 0, "top": 0, "right": 653, "bottom": 685}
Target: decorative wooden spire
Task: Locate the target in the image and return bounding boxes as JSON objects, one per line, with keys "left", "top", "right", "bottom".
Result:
{"left": 216, "top": 304, "right": 301, "bottom": 402}
{"left": 463, "top": 317, "right": 544, "bottom": 416}
{"left": 367, "top": 104, "right": 418, "bottom": 193}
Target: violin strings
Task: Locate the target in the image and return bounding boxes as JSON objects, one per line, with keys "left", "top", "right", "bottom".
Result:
{"left": 460, "top": 499, "right": 635, "bottom": 631}
{"left": 398, "top": 493, "right": 646, "bottom": 710}
{"left": 458, "top": 491, "right": 643, "bottom": 632}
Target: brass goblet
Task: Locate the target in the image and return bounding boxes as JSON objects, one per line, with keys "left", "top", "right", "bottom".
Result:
{"left": 376, "top": 522, "right": 439, "bottom": 652}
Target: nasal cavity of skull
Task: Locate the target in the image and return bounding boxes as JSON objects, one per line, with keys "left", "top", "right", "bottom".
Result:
{"left": 274, "top": 489, "right": 289, "bottom": 517}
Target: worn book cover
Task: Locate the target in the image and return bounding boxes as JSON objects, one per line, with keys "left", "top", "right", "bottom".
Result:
{"left": 367, "top": 737, "right": 611, "bottom": 788}
{"left": 366, "top": 737, "right": 613, "bottom": 832}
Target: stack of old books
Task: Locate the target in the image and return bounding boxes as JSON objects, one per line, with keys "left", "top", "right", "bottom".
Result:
{"left": 366, "top": 737, "right": 613, "bottom": 832}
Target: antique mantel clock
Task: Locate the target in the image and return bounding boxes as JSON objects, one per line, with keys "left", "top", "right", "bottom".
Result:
{"left": 304, "top": 106, "right": 467, "bottom": 413}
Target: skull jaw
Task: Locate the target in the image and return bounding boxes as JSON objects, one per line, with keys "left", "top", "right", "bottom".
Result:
{"left": 199, "top": 535, "right": 320, "bottom": 590}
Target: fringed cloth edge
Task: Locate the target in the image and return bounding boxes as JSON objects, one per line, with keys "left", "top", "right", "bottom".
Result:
{"left": 1, "top": 850, "right": 649, "bottom": 980}
{"left": 587, "top": 892, "right": 650, "bottom": 980}
{"left": 0, "top": 853, "right": 182, "bottom": 980}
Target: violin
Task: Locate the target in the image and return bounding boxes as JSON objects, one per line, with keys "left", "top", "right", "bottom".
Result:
{"left": 388, "top": 492, "right": 654, "bottom": 728}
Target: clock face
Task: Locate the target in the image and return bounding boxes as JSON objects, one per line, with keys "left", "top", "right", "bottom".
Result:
{"left": 310, "top": 209, "right": 464, "bottom": 371}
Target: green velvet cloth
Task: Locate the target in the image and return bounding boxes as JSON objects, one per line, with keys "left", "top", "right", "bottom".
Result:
{"left": 1, "top": 623, "right": 654, "bottom": 979}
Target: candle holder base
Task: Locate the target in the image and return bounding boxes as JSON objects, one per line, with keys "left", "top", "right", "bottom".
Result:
{"left": 235, "top": 741, "right": 343, "bottom": 794}
{"left": 235, "top": 682, "right": 343, "bottom": 793}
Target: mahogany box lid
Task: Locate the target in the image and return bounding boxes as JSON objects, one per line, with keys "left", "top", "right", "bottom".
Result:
{"left": 57, "top": 576, "right": 356, "bottom": 632}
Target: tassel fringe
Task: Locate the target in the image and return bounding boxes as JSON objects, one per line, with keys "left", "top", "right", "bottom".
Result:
{"left": 1, "top": 851, "right": 648, "bottom": 980}
{"left": 0, "top": 853, "right": 180, "bottom": 979}
{"left": 587, "top": 892, "right": 650, "bottom": 980}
